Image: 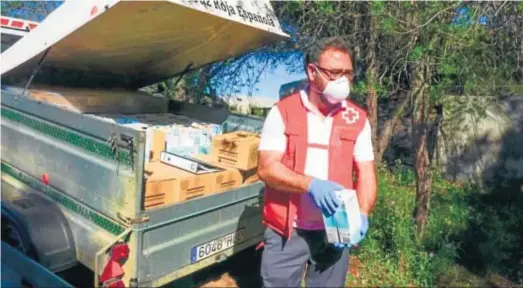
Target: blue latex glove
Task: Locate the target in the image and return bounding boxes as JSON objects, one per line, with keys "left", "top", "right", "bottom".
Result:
{"left": 333, "top": 214, "right": 369, "bottom": 249}
{"left": 333, "top": 242, "right": 350, "bottom": 249}
{"left": 351, "top": 214, "right": 369, "bottom": 246}
{"left": 307, "top": 178, "right": 342, "bottom": 216}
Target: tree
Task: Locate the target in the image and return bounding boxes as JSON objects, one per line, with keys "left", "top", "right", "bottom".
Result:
{"left": 1, "top": 1, "right": 62, "bottom": 21}
{"left": 274, "top": 1, "right": 521, "bottom": 237}
{"left": 273, "top": 1, "right": 413, "bottom": 164}
{"left": 142, "top": 44, "right": 302, "bottom": 106}
{"left": 383, "top": 1, "right": 521, "bottom": 237}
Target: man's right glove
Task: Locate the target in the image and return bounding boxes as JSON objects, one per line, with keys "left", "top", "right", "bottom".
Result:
{"left": 307, "top": 178, "right": 343, "bottom": 216}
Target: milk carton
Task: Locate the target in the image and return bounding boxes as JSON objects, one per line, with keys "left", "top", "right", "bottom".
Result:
{"left": 322, "top": 189, "right": 362, "bottom": 245}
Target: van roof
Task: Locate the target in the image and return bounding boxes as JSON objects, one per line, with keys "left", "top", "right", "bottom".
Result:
{"left": 1, "top": 0, "right": 288, "bottom": 89}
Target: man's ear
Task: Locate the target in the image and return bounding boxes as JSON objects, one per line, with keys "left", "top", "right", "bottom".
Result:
{"left": 306, "top": 64, "right": 316, "bottom": 82}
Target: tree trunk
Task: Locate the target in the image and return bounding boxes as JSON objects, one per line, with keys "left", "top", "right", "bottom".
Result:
{"left": 518, "top": 38, "right": 523, "bottom": 83}
{"left": 363, "top": 2, "right": 380, "bottom": 162}
{"left": 366, "top": 89, "right": 378, "bottom": 152}
{"left": 375, "top": 96, "right": 410, "bottom": 164}
{"left": 410, "top": 56, "right": 433, "bottom": 239}
{"left": 362, "top": 2, "right": 411, "bottom": 165}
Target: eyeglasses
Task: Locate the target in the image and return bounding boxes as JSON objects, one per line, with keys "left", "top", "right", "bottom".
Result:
{"left": 313, "top": 64, "right": 353, "bottom": 81}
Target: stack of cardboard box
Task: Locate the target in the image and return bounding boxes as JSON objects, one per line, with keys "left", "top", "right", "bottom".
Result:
{"left": 93, "top": 113, "right": 262, "bottom": 210}
{"left": 143, "top": 161, "right": 243, "bottom": 209}
{"left": 143, "top": 130, "right": 262, "bottom": 210}
{"left": 94, "top": 113, "right": 222, "bottom": 162}
{"left": 208, "top": 131, "right": 260, "bottom": 185}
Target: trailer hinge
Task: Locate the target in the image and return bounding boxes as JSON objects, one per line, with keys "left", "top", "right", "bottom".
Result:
{"left": 117, "top": 212, "right": 150, "bottom": 225}
{"left": 107, "top": 133, "right": 136, "bottom": 173}
{"left": 119, "top": 133, "right": 136, "bottom": 168}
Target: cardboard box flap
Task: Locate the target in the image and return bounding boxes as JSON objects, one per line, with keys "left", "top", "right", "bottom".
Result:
{"left": 214, "top": 131, "right": 260, "bottom": 145}
{"left": 145, "top": 161, "right": 202, "bottom": 181}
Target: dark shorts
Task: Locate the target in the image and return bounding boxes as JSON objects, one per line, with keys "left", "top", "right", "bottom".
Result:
{"left": 260, "top": 227, "right": 349, "bottom": 288}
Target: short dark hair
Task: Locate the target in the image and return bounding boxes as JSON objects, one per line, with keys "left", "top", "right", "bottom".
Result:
{"left": 304, "top": 37, "right": 353, "bottom": 71}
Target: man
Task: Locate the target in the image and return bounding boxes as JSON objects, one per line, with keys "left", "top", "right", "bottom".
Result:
{"left": 257, "top": 37, "right": 378, "bottom": 287}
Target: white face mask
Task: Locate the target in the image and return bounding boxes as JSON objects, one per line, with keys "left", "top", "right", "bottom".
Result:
{"left": 314, "top": 66, "right": 351, "bottom": 104}
{"left": 323, "top": 76, "right": 351, "bottom": 104}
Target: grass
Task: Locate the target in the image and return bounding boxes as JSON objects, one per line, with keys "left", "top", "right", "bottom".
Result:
{"left": 345, "top": 163, "right": 523, "bottom": 287}
{"left": 168, "top": 159, "right": 521, "bottom": 288}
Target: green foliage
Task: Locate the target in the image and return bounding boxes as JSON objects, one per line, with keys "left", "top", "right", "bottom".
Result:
{"left": 409, "top": 45, "right": 425, "bottom": 62}
{"left": 347, "top": 166, "right": 523, "bottom": 286}
{"left": 248, "top": 104, "right": 266, "bottom": 117}
{"left": 428, "top": 81, "right": 450, "bottom": 103}
{"left": 370, "top": 1, "right": 386, "bottom": 16}
{"left": 228, "top": 104, "right": 238, "bottom": 113}
{"left": 346, "top": 167, "right": 467, "bottom": 286}
{"left": 314, "top": 1, "right": 334, "bottom": 15}
{"left": 1, "top": 1, "right": 62, "bottom": 21}
{"left": 380, "top": 17, "right": 396, "bottom": 35}
{"left": 351, "top": 80, "right": 389, "bottom": 102}
{"left": 351, "top": 81, "right": 368, "bottom": 97}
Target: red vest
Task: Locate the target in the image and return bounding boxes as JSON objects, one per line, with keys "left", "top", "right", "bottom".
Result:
{"left": 261, "top": 92, "right": 367, "bottom": 239}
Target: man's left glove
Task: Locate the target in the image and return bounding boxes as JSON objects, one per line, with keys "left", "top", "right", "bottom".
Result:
{"left": 352, "top": 214, "right": 369, "bottom": 246}
{"left": 332, "top": 214, "right": 369, "bottom": 249}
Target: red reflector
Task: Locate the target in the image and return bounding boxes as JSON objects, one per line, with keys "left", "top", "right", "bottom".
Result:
{"left": 11, "top": 20, "right": 23, "bottom": 28}
{"left": 28, "top": 23, "right": 37, "bottom": 30}
{"left": 99, "top": 259, "right": 124, "bottom": 284}
{"left": 90, "top": 6, "right": 99, "bottom": 16}
{"left": 111, "top": 243, "right": 130, "bottom": 262}
{"left": 42, "top": 173, "right": 49, "bottom": 185}
{"left": 0, "top": 18, "right": 8, "bottom": 26}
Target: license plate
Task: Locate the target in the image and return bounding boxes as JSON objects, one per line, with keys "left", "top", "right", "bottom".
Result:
{"left": 190, "top": 229, "right": 245, "bottom": 263}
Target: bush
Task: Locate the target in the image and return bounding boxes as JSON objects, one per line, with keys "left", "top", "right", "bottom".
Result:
{"left": 346, "top": 166, "right": 473, "bottom": 287}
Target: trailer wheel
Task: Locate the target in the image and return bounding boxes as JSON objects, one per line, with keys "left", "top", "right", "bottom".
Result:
{"left": 1, "top": 194, "right": 77, "bottom": 273}
{"left": 1, "top": 214, "right": 37, "bottom": 260}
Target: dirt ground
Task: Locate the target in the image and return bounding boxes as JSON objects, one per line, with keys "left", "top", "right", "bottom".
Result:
{"left": 59, "top": 247, "right": 262, "bottom": 288}
{"left": 59, "top": 247, "right": 360, "bottom": 288}
{"left": 172, "top": 247, "right": 262, "bottom": 288}
{"left": 179, "top": 248, "right": 362, "bottom": 288}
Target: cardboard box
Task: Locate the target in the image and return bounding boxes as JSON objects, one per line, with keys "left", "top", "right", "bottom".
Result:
{"left": 212, "top": 166, "right": 243, "bottom": 193}
{"left": 143, "top": 161, "right": 214, "bottom": 209}
{"left": 146, "top": 127, "right": 169, "bottom": 162}
{"left": 211, "top": 131, "right": 260, "bottom": 171}
{"left": 161, "top": 152, "right": 243, "bottom": 194}
{"left": 240, "top": 168, "right": 259, "bottom": 185}
{"left": 195, "top": 154, "right": 259, "bottom": 185}
{"left": 143, "top": 160, "right": 243, "bottom": 209}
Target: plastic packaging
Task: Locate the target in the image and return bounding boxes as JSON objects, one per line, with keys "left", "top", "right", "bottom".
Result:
{"left": 322, "top": 189, "right": 362, "bottom": 245}
{"left": 165, "top": 123, "right": 223, "bottom": 158}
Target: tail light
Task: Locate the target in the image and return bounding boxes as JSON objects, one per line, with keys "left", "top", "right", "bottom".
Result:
{"left": 99, "top": 241, "right": 129, "bottom": 287}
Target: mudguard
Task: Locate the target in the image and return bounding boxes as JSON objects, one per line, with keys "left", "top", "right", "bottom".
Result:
{"left": 1, "top": 192, "right": 77, "bottom": 273}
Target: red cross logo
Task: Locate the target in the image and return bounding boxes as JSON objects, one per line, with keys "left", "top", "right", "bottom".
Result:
{"left": 342, "top": 107, "right": 359, "bottom": 125}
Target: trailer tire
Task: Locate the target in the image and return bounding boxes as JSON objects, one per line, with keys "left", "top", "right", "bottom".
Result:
{"left": 1, "top": 210, "right": 38, "bottom": 260}
{"left": 1, "top": 193, "right": 77, "bottom": 273}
